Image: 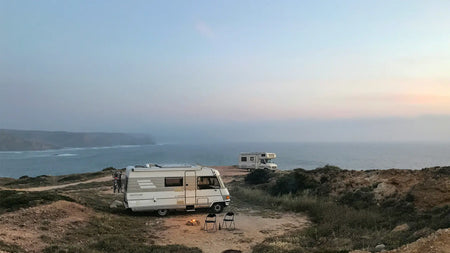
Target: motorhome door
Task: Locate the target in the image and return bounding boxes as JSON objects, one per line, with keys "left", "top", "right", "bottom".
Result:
{"left": 185, "top": 171, "right": 196, "bottom": 205}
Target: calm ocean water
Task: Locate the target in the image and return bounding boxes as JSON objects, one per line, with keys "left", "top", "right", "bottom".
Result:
{"left": 0, "top": 142, "right": 449, "bottom": 178}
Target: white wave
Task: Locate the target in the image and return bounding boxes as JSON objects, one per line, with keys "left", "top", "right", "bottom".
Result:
{"left": 61, "top": 145, "right": 143, "bottom": 151}
{"left": 55, "top": 153, "right": 78, "bottom": 157}
{"left": 0, "top": 151, "right": 23, "bottom": 154}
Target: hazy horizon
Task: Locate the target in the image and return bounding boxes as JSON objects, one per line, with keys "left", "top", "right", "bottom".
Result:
{"left": 1, "top": 1, "right": 449, "bottom": 143}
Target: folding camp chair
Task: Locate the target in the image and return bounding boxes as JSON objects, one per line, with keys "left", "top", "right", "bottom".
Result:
{"left": 203, "top": 213, "right": 217, "bottom": 232}
{"left": 222, "top": 212, "right": 235, "bottom": 230}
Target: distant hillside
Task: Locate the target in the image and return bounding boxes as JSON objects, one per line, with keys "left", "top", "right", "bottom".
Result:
{"left": 0, "top": 129, "right": 154, "bottom": 151}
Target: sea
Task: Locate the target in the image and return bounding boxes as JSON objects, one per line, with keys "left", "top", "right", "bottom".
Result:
{"left": 0, "top": 142, "right": 449, "bottom": 178}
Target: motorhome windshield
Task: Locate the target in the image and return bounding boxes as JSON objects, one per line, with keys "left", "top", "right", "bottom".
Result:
{"left": 197, "top": 176, "right": 221, "bottom": 189}
{"left": 260, "top": 159, "right": 273, "bottom": 164}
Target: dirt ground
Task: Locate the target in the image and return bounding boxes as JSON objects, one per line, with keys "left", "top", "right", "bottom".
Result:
{"left": 155, "top": 210, "right": 308, "bottom": 253}
{"left": 0, "top": 201, "right": 94, "bottom": 252}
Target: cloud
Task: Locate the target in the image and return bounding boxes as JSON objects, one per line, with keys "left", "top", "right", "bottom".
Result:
{"left": 195, "top": 21, "right": 215, "bottom": 39}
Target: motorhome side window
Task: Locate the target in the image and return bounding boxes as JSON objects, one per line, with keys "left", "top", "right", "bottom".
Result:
{"left": 165, "top": 177, "right": 183, "bottom": 187}
{"left": 241, "top": 156, "right": 247, "bottom": 162}
{"left": 197, "top": 176, "right": 220, "bottom": 189}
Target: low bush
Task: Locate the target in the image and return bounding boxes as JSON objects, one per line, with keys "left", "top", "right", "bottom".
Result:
{"left": 90, "top": 235, "right": 201, "bottom": 253}
{"left": 0, "top": 240, "right": 24, "bottom": 253}
{"left": 102, "top": 167, "right": 116, "bottom": 171}
{"left": 270, "top": 174, "right": 299, "bottom": 195}
{"left": 244, "top": 169, "right": 273, "bottom": 185}
{"left": 339, "top": 187, "right": 376, "bottom": 209}
{"left": 315, "top": 164, "right": 342, "bottom": 173}
{"left": 5, "top": 171, "right": 106, "bottom": 188}
{"left": 57, "top": 171, "right": 104, "bottom": 183}
{"left": 44, "top": 242, "right": 201, "bottom": 253}
{"left": 270, "top": 169, "right": 320, "bottom": 196}
{"left": 5, "top": 175, "right": 50, "bottom": 187}
{"left": 0, "top": 190, "right": 73, "bottom": 213}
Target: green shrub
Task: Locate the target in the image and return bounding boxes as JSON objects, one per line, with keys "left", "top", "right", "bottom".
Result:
{"left": 292, "top": 170, "right": 320, "bottom": 191}
{"left": 0, "top": 190, "right": 72, "bottom": 213}
{"left": 271, "top": 174, "right": 299, "bottom": 195}
{"left": 315, "top": 164, "right": 342, "bottom": 173}
{"left": 42, "top": 245, "right": 82, "bottom": 253}
{"left": 270, "top": 170, "right": 319, "bottom": 196}
{"left": 91, "top": 236, "right": 202, "bottom": 253}
{"left": 339, "top": 187, "right": 376, "bottom": 209}
{"left": 102, "top": 167, "right": 116, "bottom": 172}
{"left": 0, "top": 240, "right": 24, "bottom": 253}
{"left": 5, "top": 175, "right": 50, "bottom": 187}
{"left": 245, "top": 169, "right": 273, "bottom": 185}
{"left": 57, "top": 171, "right": 104, "bottom": 183}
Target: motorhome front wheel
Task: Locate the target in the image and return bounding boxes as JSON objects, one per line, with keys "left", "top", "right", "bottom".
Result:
{"left": 211, "top": 203, "right": 224, "bottom": 213}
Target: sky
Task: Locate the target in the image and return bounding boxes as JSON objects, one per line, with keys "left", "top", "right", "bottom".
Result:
{"left": 1, "top": 0, "right": 450, "bottom": 142}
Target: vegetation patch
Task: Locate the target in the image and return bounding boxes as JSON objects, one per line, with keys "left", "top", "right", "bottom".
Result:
{"left": 59, "top": 181, "right": 111, "bottom": 191}
{"left": 339, "top": 187, "right": 376, "bottom": 209}
{"left": 244, "top": 169, "right": 274, "bottom": 185}
{"left": 0, "top": 190, "right": 73, "bottom": 214}
{"left": 231, "top": 165, "right": 450, "bottom": 253}
{"left": 44, "top": 243, "right": 201, "bottom": 253}
{"left": 90, "top": 236, "right": 201, "bottom": 253}
{"left": 3, "top": 169, "right": 111, "bottom": 188}
{"left": 270, "top": 169, "right": 319, "bottom": 195}
{"left": 4, "top": 175, "right": 51, "bottom": 188}
{"left": 57, "top": 171, "right": 104, "bottom": 183}
{"left": 0, "top": 239, "right": 25, "bottom": 253}
{"left": 43, "top": 211, "right": 201, "bottom": 253}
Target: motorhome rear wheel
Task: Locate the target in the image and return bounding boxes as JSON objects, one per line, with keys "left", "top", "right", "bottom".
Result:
{"left": 157, "top": 209, "right": 168, "bottom": 216}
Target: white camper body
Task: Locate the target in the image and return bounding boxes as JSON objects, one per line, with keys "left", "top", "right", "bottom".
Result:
{"left": 124, "top": 164, "right": 230, "bottom": 215}
{"left": 239, "top": 152, "right": 278, "bottom": 171}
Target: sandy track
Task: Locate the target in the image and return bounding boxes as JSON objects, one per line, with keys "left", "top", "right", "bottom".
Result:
{"left": 0, "top": 175, "right": 111, "bottom": 192}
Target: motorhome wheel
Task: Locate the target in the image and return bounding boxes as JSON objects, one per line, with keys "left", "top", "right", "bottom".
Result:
{"left": 157, "top": 209, "right": 168, "bottom": 216}
{"left": 211, "top": 203, "right": 224, "bottom": 213}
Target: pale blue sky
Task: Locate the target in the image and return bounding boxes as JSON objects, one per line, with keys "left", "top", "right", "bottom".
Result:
{"left": 1, "top": 1, "right": 449, "bottom": 142}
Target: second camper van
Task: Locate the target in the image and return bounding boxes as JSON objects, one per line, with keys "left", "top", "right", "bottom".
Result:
{"left": 123, "top": 164, "right": 230, "bottom": 216}
{"left": 239, "top": 152, "right": 278, "bottom": 171}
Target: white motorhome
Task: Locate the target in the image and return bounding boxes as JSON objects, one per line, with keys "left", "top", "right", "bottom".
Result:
{"left": 239, "top": 152, "right": 277, "bottom": 171}
{"left": 123, "top": 164, "right": 230, "bottom": 216}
